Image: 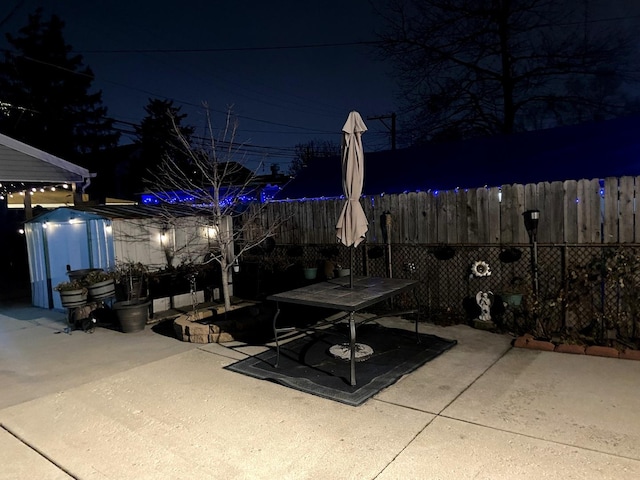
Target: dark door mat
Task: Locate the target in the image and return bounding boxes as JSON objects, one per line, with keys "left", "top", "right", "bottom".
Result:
{"left": 225, "top": 323, "right": 457, "bottom": 406}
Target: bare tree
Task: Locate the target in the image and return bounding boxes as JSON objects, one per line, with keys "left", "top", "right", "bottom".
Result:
{"left": 375, "top": 0, "right": 640, "bottom": 143}
{"left": 148, "top": 106, "right": 285, "bottom": 312}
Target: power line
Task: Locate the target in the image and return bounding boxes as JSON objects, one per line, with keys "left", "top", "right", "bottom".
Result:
{"left": 2, "top": 51, "right": 346, "bottom": 137}
{"left": 76, "top": 40, "right": 381, "bottom": 54}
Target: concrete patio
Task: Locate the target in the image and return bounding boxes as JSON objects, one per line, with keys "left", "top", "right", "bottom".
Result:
{"left": 1, "top": 303, "right": 639, "bottom": 479}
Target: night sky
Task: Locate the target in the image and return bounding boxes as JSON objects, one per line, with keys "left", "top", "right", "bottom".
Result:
{"left": 2, "top": 1, "right": 640, "bottom": 172}
{"left": 1, "top": 0, "right": 398, "bottom": 171}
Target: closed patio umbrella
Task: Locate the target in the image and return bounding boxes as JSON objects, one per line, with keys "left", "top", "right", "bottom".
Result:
{"left": 336, "top": 111, "right": 368, "bottom": 288}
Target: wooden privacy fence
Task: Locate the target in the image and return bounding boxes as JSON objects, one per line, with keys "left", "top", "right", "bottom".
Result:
{"left": 251, "top": 176, "right": 640, "bottom": 245}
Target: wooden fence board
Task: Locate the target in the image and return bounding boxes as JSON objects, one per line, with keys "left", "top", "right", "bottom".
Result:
{"left": 391, "top": 194, "right": 403, "bottom": 245}
{"left": 618, "top": 176, "right": 634, "bottom": 243}
{"left": 377, "top": 195, "right": 393, "bottom": 243}
{"left": 500, "top": 184, "right": 525, "bottom": 244}
{"left": 436, "top": 192, "right": 449, "bottom": 243}
{"left": 603, "top": 177, "right": 618, "bottom": 244}
{"left": 407, "top": 192, "right": 419, "bottom": 243}
{"left": 524, "top": 182, "right": 539, "bottom": 211}
{"left": 414, "top": 192, "right": 428, "bottom": 243}
{"left": 588, "top": 178, "right": 602, "bottom": 244}
{"left": 500, "top": 185, "right": 514, "bottom": 244}
{"left": 536, "top": 182, "right": 551, "bottom": 243}
{"left": 456, "top": 189, "right": 469, "bottom": 244}
{"left": 635, "top": 177, "right": 640, "bottom": 243}
{"left": 445, "top": 190, "right": 458, "bottom": 243}
{"left": 374, "top": 195, "right": 388, "bottom": 244}
{"left": 487, "top": 187, "right": 501, "bottom": 244}
{"left": 466, "top": 188, "right": 479, "bottom": 243}
{"left": 394, "top": 193, "right": 411, "bottom": 243}
{"left": 513, "top": 184, "right": 527, "bottom": 244}
{"left": 290, "top": 201, "right": 302, "bottom": 244}
{"left": 476, "top": 187, "right": 489, "bottom": 243}
{"left": 548, "top": 181, "right": 565, "bottom": 244}
{"left": 314, "top": 201, "right": 322, "bottom": 243}
{"left": 426, "top": 192, "right": 438, "bottom": 244}
{"left": 563, "top": 180, "right": 578, "bottom": 243}
{"left": 366, "top": 196, "right": 382, "bottom": 243}
{"left": 577, "top": 179, "right": 601, "bottom": 243}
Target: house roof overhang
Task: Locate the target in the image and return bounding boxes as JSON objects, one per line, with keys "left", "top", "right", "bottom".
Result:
{"left": 0, "top": 132, "right": 95, "bottom": 186}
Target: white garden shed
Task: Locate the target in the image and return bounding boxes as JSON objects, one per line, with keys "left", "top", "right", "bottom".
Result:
{"left": 24, "top": 205, "right": 226, "bottom": 309}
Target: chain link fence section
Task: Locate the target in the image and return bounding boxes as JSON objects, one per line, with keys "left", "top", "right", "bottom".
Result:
{"left": 267, "top": 243, "right": 640, "bottom": 345}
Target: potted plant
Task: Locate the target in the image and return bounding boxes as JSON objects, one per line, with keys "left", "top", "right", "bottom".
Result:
{"left": 113, "top": 262, "right": 150, "bottom": 333}
{"left": 114, "top": 262, "right": 148, "bottom": 301}
{"left": 303, "top": 262, "right": 319, "bottom": 280}
{"left": 54, "top": 280, "right": 88, "bottom": 308}
{"left": 84, "top": 270, "right": 116, "bottom": 300}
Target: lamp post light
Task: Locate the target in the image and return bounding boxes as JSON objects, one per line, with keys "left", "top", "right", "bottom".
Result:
{"left": 523, "top": 210, "right": 540, "bottom": 297}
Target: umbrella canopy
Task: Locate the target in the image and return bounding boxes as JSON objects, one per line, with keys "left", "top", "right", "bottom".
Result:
{"left": 336, "top": 111, "right": 368, "bottom": 247}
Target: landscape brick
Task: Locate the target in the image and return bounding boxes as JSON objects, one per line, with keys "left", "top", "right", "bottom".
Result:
{"left": 513, "top": 336, "right": 530, "bottom": 348}
{"left": 554, "top": 344, "right": 586, "bottom": 355}
{"left": 524, "top": 339, "right": 556, "bottom": 351}
{"left": 189, "top": 334, "right": 209, "bottom": 344}
{"left": 619, "top": 349, "right": 640, "bottom": 361}
{"left": 514, "top": 336, "right": 555, "bottom": 351}
{"left": 585, "top": 345, "right": 619, "bottom": 358}
{"left": 209, "top": 332, "right": 234, "bottom": 343}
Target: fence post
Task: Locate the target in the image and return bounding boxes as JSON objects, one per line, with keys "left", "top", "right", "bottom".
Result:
{"left": 561, "top": 244, "right": 568, "bottom": 330}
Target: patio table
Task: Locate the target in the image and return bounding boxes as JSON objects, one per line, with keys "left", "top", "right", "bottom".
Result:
{"left": 267, "top": 276, "right": 419, "bottom": 386}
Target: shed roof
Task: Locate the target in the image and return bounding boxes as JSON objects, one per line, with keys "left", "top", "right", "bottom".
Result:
{"left": 26, "top": 204, "right": 207, "bottom": 224}
{"left": 72, "top": 204, "right": 202, "bottom": 219}
{"left": 26, "top": 207, "right": 108, "bottom": 224}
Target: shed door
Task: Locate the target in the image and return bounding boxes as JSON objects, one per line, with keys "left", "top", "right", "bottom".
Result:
{"left": 47, "top": 223, "right": 91, "bottom": 309}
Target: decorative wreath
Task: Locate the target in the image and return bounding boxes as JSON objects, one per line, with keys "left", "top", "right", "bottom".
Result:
{"left": 471, "top": 260, "right": 492, "bottom": 277}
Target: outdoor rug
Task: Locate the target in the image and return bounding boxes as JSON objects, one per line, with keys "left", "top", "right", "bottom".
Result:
{"left": 225, "top": 323, "right": 457, "bottom": 406}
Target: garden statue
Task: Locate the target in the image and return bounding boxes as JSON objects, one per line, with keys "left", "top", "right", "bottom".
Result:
{"left": 476, "top": 291, "right": 494, "bottom": 322}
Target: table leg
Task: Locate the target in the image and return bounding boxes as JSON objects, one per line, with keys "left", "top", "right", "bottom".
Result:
{"left": 349, "top": 311, "right": 356, "bottom": 386}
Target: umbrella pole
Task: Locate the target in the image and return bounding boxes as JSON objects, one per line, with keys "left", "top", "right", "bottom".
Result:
{"left": 350, "top": 246, "right": 354, "bottom": 288}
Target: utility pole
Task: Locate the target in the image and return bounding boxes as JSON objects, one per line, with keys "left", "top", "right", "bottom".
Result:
{"left": 367, "top": 113, "right": 396, "bottom": 150}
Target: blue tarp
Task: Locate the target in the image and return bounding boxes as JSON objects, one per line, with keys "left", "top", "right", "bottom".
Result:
{"left": 278, "top": 115, "right": 640, "bottom": 199}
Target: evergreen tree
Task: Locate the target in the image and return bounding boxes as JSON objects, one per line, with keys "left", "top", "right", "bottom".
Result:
{"left": 0, "top": 8, "right": 119, "bottom": 164}
{"left": 134, "top": 98, "right": 195, "bottom": 192}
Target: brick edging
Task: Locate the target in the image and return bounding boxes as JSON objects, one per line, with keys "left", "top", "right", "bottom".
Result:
{"left": 513, "top": 334, "right": 640, "bottom": 360}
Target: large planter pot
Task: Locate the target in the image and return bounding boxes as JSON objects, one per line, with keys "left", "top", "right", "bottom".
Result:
{"left": 59, "top": 289, "right": 88, "bottom": 308}
{"left": 88, "top": 279, "right": 116, "bottom": 300}
{"left": 113, "top": 300, "right": 150, "bottom": 333}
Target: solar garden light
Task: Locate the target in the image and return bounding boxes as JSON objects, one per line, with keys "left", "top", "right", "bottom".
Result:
{"left": 523, "top": 209, "right": 540, "bottom": 239}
